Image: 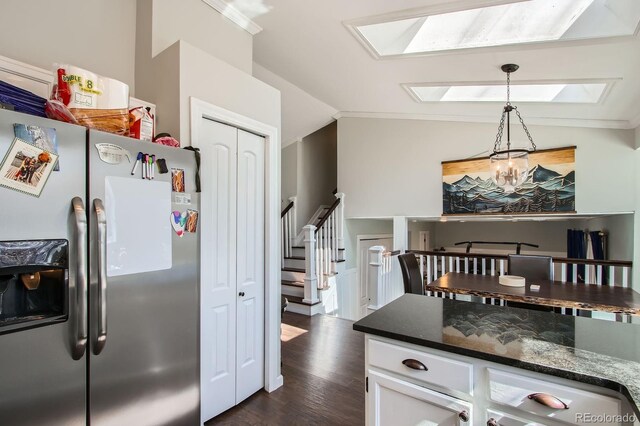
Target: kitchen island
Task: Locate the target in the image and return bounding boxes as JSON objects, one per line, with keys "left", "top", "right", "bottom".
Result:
{"left": 353, "top": 294, "right": 640, "bottom": 425}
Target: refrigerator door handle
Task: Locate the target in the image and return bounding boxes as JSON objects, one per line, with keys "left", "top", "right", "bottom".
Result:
{"left": 93, "top": 199, "right": 108, "bottom": 355}
{"left": 71, "top": 197, "right": 88, "bottom": 360}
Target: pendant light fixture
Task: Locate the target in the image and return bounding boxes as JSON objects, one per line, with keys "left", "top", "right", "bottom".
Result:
{"left": 489, "top": 64, "right": 537, "bottom": 193}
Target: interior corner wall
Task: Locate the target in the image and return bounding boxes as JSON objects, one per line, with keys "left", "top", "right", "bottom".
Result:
{"left": 178, "top": 41, "right": 281, "bottom": 147}
{"left": 150, "top": 0, "right": 253, "bottom": 74}
{"left": 337, "top": 117, "right": 636, "bottom": 218}
{"left": 281, "top": 141, "right": 298, "bottom": 209}
{"left": 0, "top": 0, "right": 137, "bottom": 92}
{"left": 577, "top": 215, "right": 634, "bottom": 262}
{"left": 296, "top": 121, "right": 337, "bottom": 230}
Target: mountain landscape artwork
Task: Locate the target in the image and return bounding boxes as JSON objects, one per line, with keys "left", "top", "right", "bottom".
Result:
{"left": 442, "top": 147, "right": 575, "bottom": 215}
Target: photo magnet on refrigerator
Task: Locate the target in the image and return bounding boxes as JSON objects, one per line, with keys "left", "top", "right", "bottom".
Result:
{"left": 185, "top": 209, "right": 198, "bottom": 233}
{"left": 0, "top": 137, "right": 58, "bottom": 197}
{"left": 170, "top": 210, "right": 187, "bottom": 237}
{"left": 171, "top": 168, "right": 185, "bottom": 192}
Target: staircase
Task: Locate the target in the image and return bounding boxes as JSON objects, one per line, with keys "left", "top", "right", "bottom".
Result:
{"left": 281, "top": 193, "right": 345, "bottom": 316}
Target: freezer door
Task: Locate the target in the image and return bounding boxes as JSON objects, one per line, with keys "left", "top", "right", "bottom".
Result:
{"left": 0, "top": 110, "right": 87, "bottom": 425}
{"left": 87, "top": 130, "right": 199, "bottom": 425}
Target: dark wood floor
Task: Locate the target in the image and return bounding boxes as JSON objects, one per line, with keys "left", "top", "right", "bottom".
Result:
{"left": 208, "top": 312, "right": 365, "bottom": 425}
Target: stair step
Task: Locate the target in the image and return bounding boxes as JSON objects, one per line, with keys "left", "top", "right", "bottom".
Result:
{"left": 284, "top": 256, "right": 305, "bottom": 260}
{"left": 286, "top": 295, "right": 321, "bottom": 306}
{"left": 281, "top": 280, "right": 304, "bottom": 287}
{"left": 282, "top": 267, "right": 305, "bottom": 273}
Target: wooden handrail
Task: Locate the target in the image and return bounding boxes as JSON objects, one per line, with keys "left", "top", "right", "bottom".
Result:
{"left": 281, "top": 200, "right": 294, "bottom": 218}
{"left": 383, "top": 250, "right": 402, "bottom": 257}
{"left": 314, "top": 197, "right": 341, "bottom": 233}
{"left": 407, "top": 250, "right": 632, "bottom": 268}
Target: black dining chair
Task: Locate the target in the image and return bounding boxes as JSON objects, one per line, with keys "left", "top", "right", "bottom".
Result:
{"left": 398, "top": 253, "right": 424, "bottom": 295}
{"left": 507, "top": 254, "right": 553, "bottom": 281}
{"left": 507, "top": 254, "right": 554, "bottom": 311}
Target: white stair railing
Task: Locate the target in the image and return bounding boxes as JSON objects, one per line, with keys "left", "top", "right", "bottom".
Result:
{"left": 303, "top": 225, "right": 319, "bottom": 304}
{"left": 313, "top": 196, "right": 341, "bottom": 289}
{"left": 367, "top": 247, "right": 403, "bottom": 312}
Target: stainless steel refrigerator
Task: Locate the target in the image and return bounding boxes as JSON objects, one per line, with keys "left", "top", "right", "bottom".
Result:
{"left": 0, "top": 108, "right": 200, "bottom": 425}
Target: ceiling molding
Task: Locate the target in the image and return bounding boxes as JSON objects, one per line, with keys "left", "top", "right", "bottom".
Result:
{"left": 333, "top": 111, "right": 635, "bottom": 130}
{"left": 201, "top": 0, "right": 263, "bottom": 35}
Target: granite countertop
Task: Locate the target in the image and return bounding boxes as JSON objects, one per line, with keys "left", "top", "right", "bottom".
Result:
{"left": 353, "top": 294, "right": 640, "bottom": 416}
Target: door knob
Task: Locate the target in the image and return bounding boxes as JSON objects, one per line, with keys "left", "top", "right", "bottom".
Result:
{"left": 458, "top": 410, "right": 470, "bottom": 422}
{"left": 487, "top": 418, "right": 498, "bottom": 426}
{"left": 239, "top": 292, "right": 245, "bottom": 297}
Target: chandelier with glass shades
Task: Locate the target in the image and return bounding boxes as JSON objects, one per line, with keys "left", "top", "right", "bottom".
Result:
{"left": 489, "top": 64, "right": 537, "bottom": 193}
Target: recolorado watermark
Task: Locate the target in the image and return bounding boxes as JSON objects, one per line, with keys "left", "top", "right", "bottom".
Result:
{"left": 575, "top": 413, "right": 636, "bottom": 423}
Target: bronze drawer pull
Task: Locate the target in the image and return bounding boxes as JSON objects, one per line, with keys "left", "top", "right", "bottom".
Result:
{"left": 527, "top": 392, "right": 570, "bottom": 409}
{"left": 487, "top": 418, "right": 498, "bottom": 426}
{"left": 402, "top": 358, "right": 428, "bottom": 371}
{"left": 458, "top": 410, "right": 470, "bottom": 422}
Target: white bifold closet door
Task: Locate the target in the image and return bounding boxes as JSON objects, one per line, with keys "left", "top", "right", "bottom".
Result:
{"left": 199, "top": 118, "right": 265, "bottom": 423}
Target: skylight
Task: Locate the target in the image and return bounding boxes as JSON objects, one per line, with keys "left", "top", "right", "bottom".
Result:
{"left": 408, "top": 83, "right": 608, "bottom": 103}
{"left": 353, "top": 0, "right": 640, "bottom": 57}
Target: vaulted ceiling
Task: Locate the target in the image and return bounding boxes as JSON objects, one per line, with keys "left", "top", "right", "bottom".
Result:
{"left": 252, "top": 0, "right": 640, "bottom": 130}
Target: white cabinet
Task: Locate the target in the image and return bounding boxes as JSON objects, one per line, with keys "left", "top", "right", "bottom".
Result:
{"left": 199, "top": 119, "right": 266, "bottom": 422}
{"left": 368, "top": 370, "right": 472, "bottom": 426}
{"left": 365, "top": 335, "right": 634, "bottom": 426}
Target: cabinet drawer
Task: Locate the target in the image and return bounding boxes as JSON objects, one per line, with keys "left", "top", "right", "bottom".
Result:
{"left": 486, "top": 408, "right": 557, "bottom": 426}
{"left": 487, "top": 368, "right": 622, "bottom": 426}
{"left": 368, "top": 338, "right": 473, "bottom": 395}
{"left": 368, "top": 369, "right": 472, "bottom": 426}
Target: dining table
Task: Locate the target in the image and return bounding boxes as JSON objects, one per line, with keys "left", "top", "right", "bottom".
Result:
{"left": 426, "top": 272, "right": 640, "bottom": 315}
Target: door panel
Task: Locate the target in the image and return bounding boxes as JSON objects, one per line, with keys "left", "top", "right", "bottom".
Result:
{"left": 88, "top": 131, "right": 199, "bottom": 426}
{"left": 235, "top": 129, "right": 265, "bottom": 403}
{"left": 0, "top": 110, "right": 86, "bottom": 425}
{"left": 199, "top": 119, "right": 238, "bottom": 422}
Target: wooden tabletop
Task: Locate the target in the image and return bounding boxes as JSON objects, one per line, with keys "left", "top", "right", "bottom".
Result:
{"left": 426, "top": 272, "right": 640, "bottom": 315}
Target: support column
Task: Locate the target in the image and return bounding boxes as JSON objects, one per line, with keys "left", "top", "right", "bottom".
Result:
{"left": 393, "top": 216, "right": 408, "bottom": 253}
{"left": 303, "top": 225, "right": 319, "bottom": 304}
{"left": 367, "top": 245, "right": 385, "bottom": 311}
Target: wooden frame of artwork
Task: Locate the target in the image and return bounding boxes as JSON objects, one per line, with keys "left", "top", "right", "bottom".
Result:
{"left": 442, "top": 146, "right": 576, "bottom": 215}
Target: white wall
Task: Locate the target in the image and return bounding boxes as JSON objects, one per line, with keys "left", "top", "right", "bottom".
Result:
{"left": 338, "top": 117, "right": 636, "bottom": 218}
{"left": 0, "top": 0, "right": 137, "bottom": 91}
{"left": 178, "top": 41, "right": 280, "bottom": 146}
{"left": 296, "top": 121, "right": 337, "bottom": 229}
{"left": 151, "top": 0, "right": 252, "bottom": 74}
{"left": 281, "top": 141, "right": 298, "bottom": 208}
{"left": 253, "top": 63, "right": 337, "bottom": 147}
